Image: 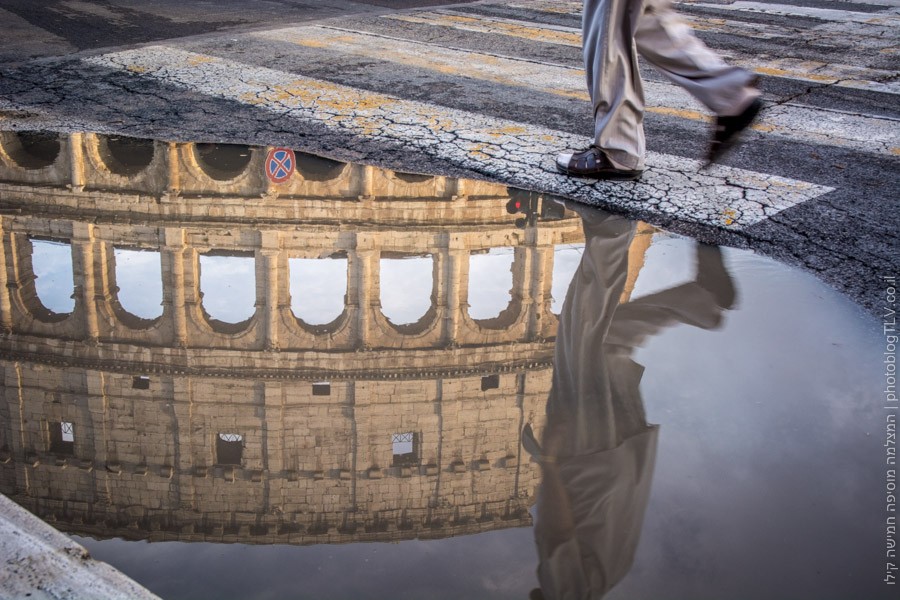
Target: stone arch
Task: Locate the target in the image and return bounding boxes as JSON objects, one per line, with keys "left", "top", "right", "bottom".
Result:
{"left": 196, "top": 250, "right": 259, "bottom": 335}
{"left": 466, "top": 246, "right": 516, "bottom": 322}
{"left": 464, "top": 246, "right": 527, "bottom": 331}
{"left": 294, "top": 153, "right": 348, "bottom": 182}
{"left": 0, "top": 131, "right": 62, "bottom": 170}
{"left": 93, "top": 134, "right": 156, "bottom": 176}
{"left": 392, "top": 171, "right": 434, "bottom": 184}
{"left": 11, "top": 236, "right": 75, "bottom": 323}
{"left": 289, "top": 251, "right": 351, "bottom": 334}
{"left": 191, "top": 143, "right": 254, "bottom": 182}
{"left": 376, "top": 251, "right": 440, "bottom": 337}
{"left": 105, "top": 245, "right": 164, "bottom": 330}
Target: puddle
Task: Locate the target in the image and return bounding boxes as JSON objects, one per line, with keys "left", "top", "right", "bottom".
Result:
{"left": 0, "top": 131, "right": 890, "bottom": 599}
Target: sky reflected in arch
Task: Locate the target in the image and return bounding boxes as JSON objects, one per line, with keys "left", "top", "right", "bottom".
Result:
{"left": 114, "top": 248, "right": 163, "bottom": 319}
{"left": 199, "top": 254, "right": 256, "bottom": 323}
{"left": 551, "top": 243, "right": 584, "bottom": 314}
{"left": 380, "top": 255, "right": 433, "bottom": 325}
{"left": 290, "top": 257, "right": 348, "bottom": 324}
{"left": 468, "top": 247, "right": 515, "bottom": 320}
{"left": 31, "top": 239, "right": 75, "bottom": 314}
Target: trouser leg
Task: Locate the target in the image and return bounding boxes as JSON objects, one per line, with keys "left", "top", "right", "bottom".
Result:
{"left": 583, "top": 0, "right": 646, "bottom": 170}
{"left": 635, "top": 0, "right": 759, "bottom": 116}
{"left": 547, "top": 210, "right": 637, "bottom": 455}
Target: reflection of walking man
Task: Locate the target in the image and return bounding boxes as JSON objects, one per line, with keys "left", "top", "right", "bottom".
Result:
{"left": 525, "top": 204, "right": 738, "bottom": 599}
{"left": 556, "top": 0, "right": 763, "bottom": 179}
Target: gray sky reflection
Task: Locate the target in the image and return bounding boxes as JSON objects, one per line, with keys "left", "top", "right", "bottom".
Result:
{"left": 199, "top": 254, "right": 256, "bottom": 323}
{"left": 72, "top": 231, "right": 888, "bottom": 600}
{"left": 289, "top": 257, "right": 348, "bottom": 325}
{"left": 113, "top": 248, "right": 163, "bottom": 319}
{"left": 379, "top": 255, "right": 433, "bottom": 324}
{"left": 468, "top": 247, "right": 514, "bottom": 320}
{"left": 30, "top": 239, "right": 75, "bottom": 314}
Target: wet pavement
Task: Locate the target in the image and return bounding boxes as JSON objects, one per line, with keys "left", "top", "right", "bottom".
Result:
{"left": 0, "top": 132, "right": 894, "bottom": 599}
{"left": 0, "top": 0, "right": 896, "bottom": 315}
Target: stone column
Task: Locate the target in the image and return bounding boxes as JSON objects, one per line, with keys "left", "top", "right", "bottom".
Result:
{"left": 165, "top": 142, "right": 181, "bottom": 197}
{"left": 258, "top": 231, "right": 282, "bottom": 351}
{"left": 527, "top": 236, "right": 555, "bottom": 340}
{"left": 440, "top": 238, "right": 467, "bottom": 346}
{"left": 349, "top": 235, "right": 377, "bottom": 349}
{"left": 71, "top": 222, "right": 100, "bottom": 342}
{"left": 357, "top": 164, "right": 375, "bottom": 199}
{"left": 68, "top": 132, "right": 85, "bottom": 192}
{"left": 0, "top": 218, "right": 12, "bottom": 332}
{"left": 161, "top": 228, "right": 189, "bottom": 346}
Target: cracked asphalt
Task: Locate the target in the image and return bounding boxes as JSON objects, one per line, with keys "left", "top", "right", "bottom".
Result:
{"left": 0, "top": 0, "right": 896, "bottom": 313}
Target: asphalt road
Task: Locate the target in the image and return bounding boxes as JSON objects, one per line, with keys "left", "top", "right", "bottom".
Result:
{"left": 0, "top": 0, "right": 897, "bottom": 313}
{"left": 0, "top": 0, "right": 481, "bottom": 65}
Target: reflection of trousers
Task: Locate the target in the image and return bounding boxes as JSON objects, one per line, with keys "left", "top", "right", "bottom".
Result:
{"left": 583, "top": 0, "right": 759, "bottom": 170}
{"left": 548, "top": 209, "right": 727, "bottom": 457}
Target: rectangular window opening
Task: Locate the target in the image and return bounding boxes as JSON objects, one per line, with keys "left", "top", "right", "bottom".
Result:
{"left": 49, "top": 421, "right": 75, "bottom": 455}
{"left": 216, "top": 432, "right": 243, "bottom": 465}
{"left": 132, "top": 375, "right": 151, "bottom": 390}
{"left": 481, "top": 374, "right": 500, "bottom": 391}
{"left": 312, "top": 382, "right": 331, "bottom": 396}
{"left": 392, "top": 432, "right": 418, "bottom": 467}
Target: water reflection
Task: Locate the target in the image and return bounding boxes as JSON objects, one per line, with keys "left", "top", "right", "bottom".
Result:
{"left": 199, "top": 253, "right": 257, "bottom": 324}
{"left": 379, "top": 255, "right": 434, "bottom": 325}
{"left": 289, "top": 256, "right": 348, "bottom": 325}
{"left": 113, "top": 248, "right": 163, "bottom": 320}
{"left": 468, "top": 247, "right": 515, "bottom": 320}
{"left": 0, "top": 130, "right": 888, "bottom": 600}
{"left": 527, "top": 204, "right": 736, "bottom": 599}
{"left": 0, "top": 130, "right": 591, "bottom": 549}
{"left": 29, "top": 239, "right": 75, "bottom": 314}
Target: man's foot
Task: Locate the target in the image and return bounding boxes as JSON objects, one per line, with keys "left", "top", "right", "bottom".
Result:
{"left": 556, "top": 146, "right": 643, "bottom": 180}
{"left": 706, "top": 98, "right": 763, "bottom": 165}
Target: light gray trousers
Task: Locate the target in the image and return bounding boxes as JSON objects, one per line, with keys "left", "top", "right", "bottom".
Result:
{"left": 583, "top": 0, "right": 760, "bottom": 169}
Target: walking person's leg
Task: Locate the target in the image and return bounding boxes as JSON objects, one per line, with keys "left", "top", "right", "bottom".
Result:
{"left": 635, "top": 0, "right": 762, "bottom": 163}
{"left": 556, "top": 0, "right": 646, "bottom": 179}
{"left": 557, "top": 0, "right": 763, "bottom": 178}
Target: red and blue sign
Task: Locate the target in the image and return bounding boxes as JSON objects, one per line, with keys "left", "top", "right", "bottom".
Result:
{"left": 265, "top": 147, "right": 296, "bottom": 183}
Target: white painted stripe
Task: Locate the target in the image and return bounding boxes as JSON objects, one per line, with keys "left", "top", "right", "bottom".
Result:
{"left": 252, "top": 25, "right": 900, "bottom": 155}
{"left": 693, "top": 1, "right": 900, "bottom": 24}
{"left": 84, "top": 47, "right": 833, "bottom": 231}
{"left": 383, "top": 11, "right": 583, "bottom": 47}
{"left": 384, "top": 10, "right": 900, "bottom": 95}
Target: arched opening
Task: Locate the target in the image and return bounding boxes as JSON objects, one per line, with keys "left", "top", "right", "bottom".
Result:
{"left": 551, "top": 243, "right": 585, "bottom": 314}
{"left": 30, "top": 239, "right": 75, "bottom": 314}
{"left": 113, "top": 247, "right": 163, "bottom": 320}
{"left": 199, "top": 253, "right": 256, "bottom": 326}
{"left": 193, "top": 143, "right": 252, "bottom": 181}
{"left": 379, "top": 254, "right": 434, "bottom": 325}
{"left": 467, "top": 247, "right": 515, "bottom": 320}
{"left": 392, "top": 171, "right": 433, "bottom": 184}
{"left": 1, "top": 132, "right": 61, "bottom": 169}
{"left": 98, "top": 135, "right": 155, "bottom": 176}
{"left": 295, "top": 152, "right": 346, "bottom": 182}
{"left": 289, "top": 255, "right": 348, "bottom": 325}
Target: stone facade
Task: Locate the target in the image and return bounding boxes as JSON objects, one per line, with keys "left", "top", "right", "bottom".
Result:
{"left": 0, "top": 130, "right": 655, "bottom": 545}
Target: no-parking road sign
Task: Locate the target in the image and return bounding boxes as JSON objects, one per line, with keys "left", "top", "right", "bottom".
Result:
{"left": 266, "top": 147, "right": 296, "bottom": 183}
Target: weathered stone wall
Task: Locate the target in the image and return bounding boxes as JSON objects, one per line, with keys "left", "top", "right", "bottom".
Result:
{"left": 0, "top": 360, "right": 548, "bottom": 544}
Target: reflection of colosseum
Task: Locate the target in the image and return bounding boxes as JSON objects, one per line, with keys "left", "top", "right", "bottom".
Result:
{"left": 0, "top": 131, "right": 653, "bottom": 545}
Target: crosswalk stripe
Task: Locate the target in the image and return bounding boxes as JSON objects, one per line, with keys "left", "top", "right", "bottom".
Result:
{"left": 380, "top": 10, "right": 899, "bottom": 95}
{"left": 251, "top": 25, "right": 899, "bottom": 156}
{"left": 692, "top": 1, "right": 900, "bottom": 24}
{"left": 84, "top": 46, "right": 833, "bottom": 230}
{"left": 383, "top": 12, "right": 582, "bottom": 47}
